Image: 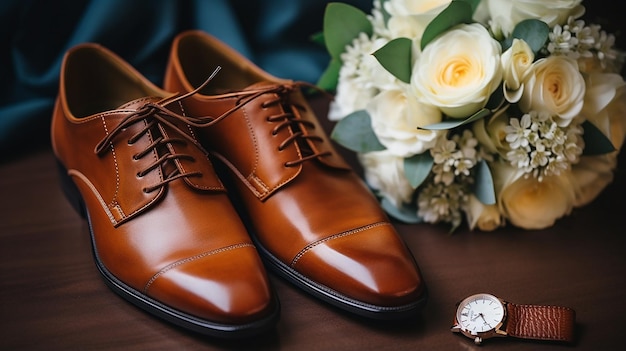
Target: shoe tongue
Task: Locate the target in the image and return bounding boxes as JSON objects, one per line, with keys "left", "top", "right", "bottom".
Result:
{"left": 116, "top": 96, "right": 163, "bottom": 110}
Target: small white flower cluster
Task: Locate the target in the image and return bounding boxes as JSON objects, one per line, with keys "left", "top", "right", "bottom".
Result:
{"left": 432, "top": 130, "right": 481, "bottom": 185}
{"left": 504, "top": 111, "right": 584, "bottom": 181}
{"left": 418, "top": 130, "right": 485, "bottom": 227}
{"left": 417, "top": 181, "right": 466, "bottom": 229}
{"left": 547, "top": 16, "right": 622, "bottom": 70}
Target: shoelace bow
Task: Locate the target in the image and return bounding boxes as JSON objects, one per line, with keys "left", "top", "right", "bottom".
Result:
{"left": 94, "top": 67, "right": 222, "bottom": 193}
{"left": 216, "top": 82, "right": 334, "bottom": 167}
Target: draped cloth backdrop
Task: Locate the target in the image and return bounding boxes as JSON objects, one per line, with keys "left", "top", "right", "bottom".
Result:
{"left": 0, "top": 0, "right": 370, "bottom": 158}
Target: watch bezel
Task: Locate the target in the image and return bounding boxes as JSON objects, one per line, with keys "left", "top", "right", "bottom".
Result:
{"left": 451, "top": 293, "right": 508, "bottom": 344}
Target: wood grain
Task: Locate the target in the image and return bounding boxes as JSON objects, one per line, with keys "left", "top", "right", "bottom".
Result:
{"left": 1, "top": 97, "right": 624, "bottom": 350}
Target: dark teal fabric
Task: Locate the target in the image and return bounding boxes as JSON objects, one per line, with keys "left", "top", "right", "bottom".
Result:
{"left": 1, "top": 0, "right": 371, "bottom": 158}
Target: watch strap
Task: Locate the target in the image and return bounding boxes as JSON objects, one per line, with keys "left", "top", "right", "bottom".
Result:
{"left": 505, "top": 303, "right": 576, "bottom": 343}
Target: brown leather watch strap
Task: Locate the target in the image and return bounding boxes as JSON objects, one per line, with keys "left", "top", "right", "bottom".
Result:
{"left": 505, "top": 303, "right": 576, "bottom": 343}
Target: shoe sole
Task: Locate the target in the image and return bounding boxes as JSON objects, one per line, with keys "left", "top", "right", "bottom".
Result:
{"left": 211, "top": 158, "right": 428, "bottom": 320}
{"left": 56, "top": 160, "right": 280, "bottom": 338}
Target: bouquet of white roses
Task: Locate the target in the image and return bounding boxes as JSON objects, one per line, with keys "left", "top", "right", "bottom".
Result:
{"left": 318, "top": 0, "right": 626, "bottom": 231}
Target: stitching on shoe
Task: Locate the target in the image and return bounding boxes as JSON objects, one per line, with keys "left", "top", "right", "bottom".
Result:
{"left": 68, "top": 169, "right": 118, "bottom": 225}
{"left": 101, "top": 115, "right": 124, "bottom": 219}
{"left": 290, "top": 222, "right": 390, "bottom": 268}
{"left": 242, "top": 96, "right": 301, "bottom": 198}
{"left": 142, "top": 242, "right": 256, "bottom": 294}
{"left": 96, "top": 110, "right": 170, "bottom": 225}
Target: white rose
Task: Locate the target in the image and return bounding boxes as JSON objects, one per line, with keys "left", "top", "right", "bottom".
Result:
{"left": 367, "top": 88, "right": 443, "bottom": 157}
{"left": 328, "top": 79, "right": 378, "bottom": 121}
{"left": 464, "top": 194, "right": 503, "bottom": 231}
{"left": 358, "top": 150, "right": 414, "bottom": 208}
{"left": 411, "top": 23, "right": 502, "bottom": 118}
{"left": 492, "top": 162, "right": 575, "bottom": 230}
{"left": 571, "top": 73, "right": 626, "bottom": 206}
{"left": 520, "top": 56, "right": 585, "bottom": 127}
{"left": 501, "top": 38, "right": 534, "bottom": 103}
{"left": 385, "top": 0, "right": 451, "bottom": 16}
{"left": 474, "top": 0, "right": 584, "bottom": 38}
{"left": 384, "top": 0, "right": 451, "bottom": 40}
{"left": 581, "top": 73, "right": 626, "bottom": 150}
{"left": 328, "top": 35, "right": 396, "bottom": 121}
{"left": 570, "top": 155, "right": 616, "bottom": 207}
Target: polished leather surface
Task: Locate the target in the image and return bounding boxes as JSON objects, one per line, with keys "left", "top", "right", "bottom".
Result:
{"left": 164, "top": 31, "right": 427, "bottom": 313}
{"left": 50, "top": 43, "right": 278, "bottom": 335}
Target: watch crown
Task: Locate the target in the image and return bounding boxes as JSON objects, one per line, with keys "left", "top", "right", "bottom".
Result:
{"left": 474, "top": 337, "right": 483, "bottom": 345}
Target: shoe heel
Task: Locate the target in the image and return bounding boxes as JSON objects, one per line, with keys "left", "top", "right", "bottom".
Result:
{"left": 56, "top": 160, "right": 87, "bottom": 219}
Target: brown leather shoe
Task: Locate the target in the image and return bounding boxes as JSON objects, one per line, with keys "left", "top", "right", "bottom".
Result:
{"left": 164, "top": 30, "right": 427, "bottom": 320}
{"left": 50, "top": 43, "right": 279, "bottom": 337}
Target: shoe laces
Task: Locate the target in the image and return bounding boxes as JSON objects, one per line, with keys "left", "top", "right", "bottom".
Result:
{"left": 214, "top": 82, "right": 334, "bottom": 167}
{"left": 94, "top": 67, "right": 222, "bottom": 193}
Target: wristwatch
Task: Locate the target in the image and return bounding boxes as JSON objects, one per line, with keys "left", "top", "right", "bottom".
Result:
{"left": 451, "top": 293, "right": 576, "bottom": 345}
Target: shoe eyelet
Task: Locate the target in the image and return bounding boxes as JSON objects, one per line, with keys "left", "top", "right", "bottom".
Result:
{"left": 132, "top": 154, "right": 139, "bottom": 160}
{"left": 136, "top": 172, "right": 143, "bottom": 178}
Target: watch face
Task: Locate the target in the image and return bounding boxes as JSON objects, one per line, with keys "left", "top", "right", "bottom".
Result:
{"left": 456, "top": 293, "right": 505, "bottom": 335}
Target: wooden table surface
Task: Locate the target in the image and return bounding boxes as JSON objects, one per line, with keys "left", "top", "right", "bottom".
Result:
{"left": 1, "top": 96, "right": 625, "bottom": 351}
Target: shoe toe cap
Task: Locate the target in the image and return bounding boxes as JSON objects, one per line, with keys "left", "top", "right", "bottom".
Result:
{"left": 293, "top": 224, "right": 425, "bottom": 307}
{"left": 145, "top": 245, "right": 275, "bottom": 324}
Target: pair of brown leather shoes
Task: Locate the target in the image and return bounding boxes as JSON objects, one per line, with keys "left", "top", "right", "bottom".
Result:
{"left": 51, "top": 30, "right": 427, "bottom": 338}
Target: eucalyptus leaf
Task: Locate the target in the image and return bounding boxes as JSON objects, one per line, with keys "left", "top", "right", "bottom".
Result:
{"left": 316, "top": 59, "right": 341, "bottom": 91}
{"left": 324, "top": 3, "right": 372, "bottom": 59}
{"left": 330, "top": 110, "right": 386, "bottom": 153}
{"left": 421, "top": 0, "right": 473, "bottom": 50}
{"left": 582, "top": 120, "right": 616, "bottom": 155}
{"left": 502, "top": 19, "right": 549, "bottom": 53}
{"left": 461, "top": 0, "right": 481, "bottom": 13}
{"left": 472, "top": 160, "right": 496, "bottom": 205}
{"left": 420, "top": 108, "right": 491, "bottom": 130}
{"left": 404, "top": 152, "right": 434, "bottom": 189}
{"left": 372, "top": 37, "right": 413, "bottom": 83}
{"left": 381, "top": 198, "right": 423, "bottom": 224}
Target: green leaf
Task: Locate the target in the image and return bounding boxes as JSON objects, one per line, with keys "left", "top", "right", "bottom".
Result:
{"left": 461, "top": 0, "right": 481, "bottom": 13}
{"left": 316, "top": 58, "right": 341, "bottom": 91}
{"left": 421, "top": 0, "right": 474, "bottom": 50}
{"left": 472, "top": 160, "right": 496, "bottom": 205}
{"left": 502, "top": 19, "right": 549, "bottom": 53}
{"left": 582, "top": 120, "right": 616, "bottom": 155}
{"left": 330, "top": 110, "right": 386, "bottom": 153}
{"left": 324, "top": 3, "right": 373, "bottom": 59}
{"left": 404, "top": 152, "right": 433, "bottom": 189}
{"left": 381, "top": 198, "right": 423, "bottom": 224}
{"left": 420, "top": 108, "right": 491, "bottom": 130}
{"left": 372, "top": 37, "right": 413, "bottom": 83}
